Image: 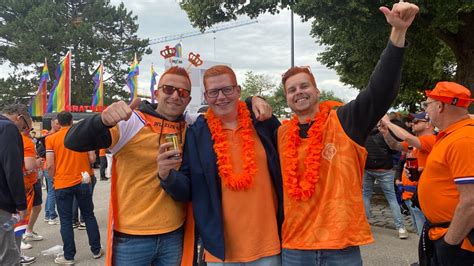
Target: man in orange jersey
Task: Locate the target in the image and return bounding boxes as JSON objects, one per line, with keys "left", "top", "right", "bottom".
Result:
{"left": 64, "top": 66, "right": 271, "bottom": 266}
{"left": 379, "top": 112, "right": 436, "bottom": 235}
{"left": 98, "top": 148, "right": 108, "bottom": 181}
{"left": 417, "top": 82, "right": 474, "bottom": 265}
{"left": 159, "top": 65, "right": 283, "bottom": 265}
{"left": 276, "top": 2, "right": 419, "bottom": 265}
{"left": 46, "top": 111, "right": 102, "bottom": 265}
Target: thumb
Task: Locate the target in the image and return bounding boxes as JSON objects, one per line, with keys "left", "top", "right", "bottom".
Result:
{"left": 129, "top": 98, "right": 141, "bottom": 110}
{"left": 379, "top": 6, "right": 391, "bottom": 17}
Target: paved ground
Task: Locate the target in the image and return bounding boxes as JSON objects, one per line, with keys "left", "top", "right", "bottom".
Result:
{"left": 22, "top": 170, "right": 419, "bottom": 265}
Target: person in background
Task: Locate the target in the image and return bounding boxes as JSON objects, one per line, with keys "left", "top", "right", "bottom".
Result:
{"left": 99, "top": 148, "right": 108, "bottom": 181}
{"left": 42, "top": 118, "right": 61, "bottom": 225}
{"left": 0, "top": 104, "right": 30, "bottom": 265}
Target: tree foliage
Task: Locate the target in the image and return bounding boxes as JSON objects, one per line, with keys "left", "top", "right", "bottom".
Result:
{"left": 240, "top": 71, "right": 274, "bottom": 100}
{"left": 0, "top": 0, "right": 151, "bottom": 107}
{"left": 180, "top": 0, "right": 474, "bottom": 112}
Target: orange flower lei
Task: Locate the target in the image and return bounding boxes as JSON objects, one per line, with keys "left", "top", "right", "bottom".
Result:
{"left": 282, "top": 104, "right": 331, "bottom": 201}
{"left": 206, "top": 101, "right": 256, "bottom": 190}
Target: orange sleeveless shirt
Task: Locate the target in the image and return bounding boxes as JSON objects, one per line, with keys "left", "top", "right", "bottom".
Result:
{"left": 278, "top": 110, "right": 373, "bottom": 250}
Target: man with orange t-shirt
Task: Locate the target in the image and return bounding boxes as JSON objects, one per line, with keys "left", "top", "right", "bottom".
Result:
{"left": 379, "top": 112, "right": 436, "bottom": 235}
{"left": 276, "top": 2, "right": 419, "bottom": 265}
{"left": 46, "top": 111, "right": 102, "bottom": 265}
{"left": 159, "top": 65, "right": 283, "bottom": 265}
{"left": 417, "top": 82, "right": 474, "bottom": 265}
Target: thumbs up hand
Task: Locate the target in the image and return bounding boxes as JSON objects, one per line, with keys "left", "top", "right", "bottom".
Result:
{"left": 379, "top": 1, "right": 419, "bottom": 30}
{"left": 101, "top": 98, "right": 141, "bottom": 127}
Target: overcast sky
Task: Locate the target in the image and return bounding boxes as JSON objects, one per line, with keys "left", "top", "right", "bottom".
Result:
{"left": 0, "top": 0, "right": 359, "bottom": 102}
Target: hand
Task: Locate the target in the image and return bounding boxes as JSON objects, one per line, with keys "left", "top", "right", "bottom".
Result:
{"left": 101, "top": 98, "right": 141, "bottom": 127}
{"left": 18, "top": 210, "right": 27, "bottom": 221}
{"left": 378, "top": 120, "right": 389, "bottom": 136}
{"left": 379, "top": 1, "right": 419, "bottom": 30}
{"left": 381, "top": 114, "right": 391, "bottom": 124}
{"left": 36, "top": 158, "right": 44, "bottom": 168}
{"left": 157, "top": 142, "right": 182, "bottom": 180}
{"left": 395, "top": 179, "right": 402, "bottom": 185}
{"left": 251, "top": 96, "right": 272, "bottom": 121}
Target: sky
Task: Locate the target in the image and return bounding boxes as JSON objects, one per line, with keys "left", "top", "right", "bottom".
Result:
{"left": 0, "top": 0, "right": 359, "bottom": 102}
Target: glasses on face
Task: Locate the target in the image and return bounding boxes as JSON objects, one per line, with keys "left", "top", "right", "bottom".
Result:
{"left": 158, "top": 85, "right": 191, "bottom": 98}
{"left": 205, "top": 85, "right": 238, "bottom": 98}
{"left": 421, "top": 100, "right": 437, "bottom": 110}
{"left": 413, "top": 120, "right": 428, "bottom": 125}
{"left": 19, "top": 115, "right": 30, "bottom": 131}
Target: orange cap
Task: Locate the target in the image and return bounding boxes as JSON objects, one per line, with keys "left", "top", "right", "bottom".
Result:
{"left": 425, "top": 81, "right": 473, "bottom": 108}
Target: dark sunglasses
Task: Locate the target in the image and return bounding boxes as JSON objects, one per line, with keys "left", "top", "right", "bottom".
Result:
{"left": 19, "top": 115, "right": 30, "bottom": 131}
{"left": 158, "top": 85, "right": 191, "bottom": 98}
{"left": 413, "top": 120, "right": 428, "bottom": 125}
{"left": 205, "top": 85, "right": 238, "bottom": 98}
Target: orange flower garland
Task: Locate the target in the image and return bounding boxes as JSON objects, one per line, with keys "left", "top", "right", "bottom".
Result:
{"left": 206, "top": 101, "right": 256, "bottom": 190}
{"left": 282, "top": 103, "right": 331, "bottom": 201}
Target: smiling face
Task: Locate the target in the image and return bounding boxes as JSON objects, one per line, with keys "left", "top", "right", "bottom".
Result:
{"left": 204, "top": 74, "right": 241, "bottom": 121}
{"left": 284, "top": 72, "right": 320, "bottom": 116}
{"left": 155, "top": 73, "right": 192, "bottom": 121}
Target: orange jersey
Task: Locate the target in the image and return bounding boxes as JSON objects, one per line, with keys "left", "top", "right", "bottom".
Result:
{"left": 400, "top": 134, "right": 436, "bottom": 200}
{"left": 278, "top": 110, "right": 373, "bottom": 250}
{"left": 418, "top": 118, "right": 474, "bottom": 252}
{"left": 22, "top": 134, "right": 38, "bottom": 187}
{"left": 205, "top": 126, "right": 280, "bottom": 263}
{"left": 46, "top": 127, "right": 93, "bottom": 189}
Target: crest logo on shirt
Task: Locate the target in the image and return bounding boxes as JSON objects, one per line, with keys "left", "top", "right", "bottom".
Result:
{"left": 322, "top": 143, "right": 337, "bottom": 161}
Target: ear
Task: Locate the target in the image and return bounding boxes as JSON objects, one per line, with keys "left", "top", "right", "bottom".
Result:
{"left": 154, "top": 89, "right": 160, "bottom": 100}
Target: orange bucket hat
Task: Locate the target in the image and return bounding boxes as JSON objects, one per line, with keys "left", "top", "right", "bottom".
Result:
{"left": 425, "top": 81, "right": 473, "bottom": 108}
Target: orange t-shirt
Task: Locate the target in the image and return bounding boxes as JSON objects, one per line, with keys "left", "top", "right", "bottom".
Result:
{"left": 99, "top": 148, "right": 106, "bottom": 157}
{"left": 400, "top": 134, "right": 436, "bottom": 200}
{"left": 22, "top": 134, "right": 38, "bottom": 187}
{"left": 278, "top": 110, "right": 373, "bottom": 250}
{"left": 418, "top": 118, "right": 474, "bottom": 252}
{"left": 205, "top": 126, "right": 280, "bottom": 262}
{"left": 46, "top": 127, "right": 93, "bottom": 189}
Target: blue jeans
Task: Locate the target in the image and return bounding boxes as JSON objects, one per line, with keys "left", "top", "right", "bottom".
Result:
{"left": 55, "top": 183, "right": 101, "bottom": 260}
{"left": 112, "top": 227, "right": 184, "bottom": 266}
{"left": 404, "top": 199, "right": 425, "bottom": 235}
{"left": 282, "top": 247, "right": 362, "bottom": 266}
{"left": 43, "top": 171, "right": 58, "bottom": 220}
{"left": 207, "top": 254, "right": 281, "bottom": 266}
{"left": 363, "top": 169, "right": 405, "bottom": 230}
{"left": 73, "top": 175, "right": 96, "bottom": 224}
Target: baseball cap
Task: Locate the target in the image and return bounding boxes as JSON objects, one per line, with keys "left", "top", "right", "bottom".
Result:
{"left": 409, "top": 112, "right": 430, "bottom": 122}
{"left": 425, "top": 81, "right": 473, "bottom": 108}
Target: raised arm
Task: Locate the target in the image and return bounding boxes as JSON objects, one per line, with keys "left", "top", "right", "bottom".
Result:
{"left": 381, "top": 115, "right": 421, "bottom": 148}
{"left": 379, "top": 121, "right": 405, "bottom": 152}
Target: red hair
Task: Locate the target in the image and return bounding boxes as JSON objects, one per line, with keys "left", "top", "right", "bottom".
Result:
{"left": 159, "top": 66, "right": 191, "bottom": 89}
{"left": 203, "top": 65, "right": 237, "bottom": 88}
{"left": 282, "top": 67, "right": 317, "bottom": 91}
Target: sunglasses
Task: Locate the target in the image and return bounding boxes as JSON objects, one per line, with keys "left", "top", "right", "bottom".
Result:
{"left": 420, "top": 100, "right": 437, "bottom": 110}
{"left": 412, "top": 120, "right": 428, "bottom": 125}
{"left": 205, "top": 85, "right": 238, "bottom": 98}
{"left": 19, "top": 115, "right": 30, "bottom": 131}
{"left": 158, "top": 85, "right": 191, "bottom": 98}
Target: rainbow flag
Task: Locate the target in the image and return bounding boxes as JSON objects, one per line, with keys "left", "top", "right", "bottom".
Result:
{"left": 150, "top": 64, "right": 158, "bottom": 103}
{"left": 126, "top": 54, "right": 139, "bottom": 102}
{"left": 174, "top": 42, "right": 182, "bottom": 58}
{"left": 91, "top": 63, "right": 104, "bottom": 107}
{"left": 30, "top": 59, "right": 50, "bottom": 117}
{"left": 47, "top": 51, "right": 71, "bottom": 113}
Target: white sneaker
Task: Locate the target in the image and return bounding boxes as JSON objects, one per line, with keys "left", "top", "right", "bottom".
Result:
{"left": 398, "top": 228, "right": 409, "bottom": 239}
{"left": 48, "top": 218, "right": 60, "bottom": 225}
{"left": 92, "top": 248, "right": 103, "bottom": 259}
{"left": 20, "top": 254, "right": 36, "bottom": 265}
{"left": 24, "top": 231, "right": 44, "bottom": 241}
{"left": 44, "top": 217, "right": 50, "bottom": 223}
{"left": 54, "top": 255, "right": 75, "bottom": 265}
{"left": 20, "top": 240, "right": 32, "bottom": 250}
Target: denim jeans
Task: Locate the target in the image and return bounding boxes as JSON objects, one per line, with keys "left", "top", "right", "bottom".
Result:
{"left": 0, "top": 209, "right": 21, "bottom": 265}
{"left": 404, "top": 199, "right": 425, "bottom": 235}
{"left": 282, "top": 246, "right": 362, "bottom": 266}
{"left": 73, "top": 175, "right": 96, "bottom": 224}
{"left": 363, "top": 169, "right": 405, "bottom": 230}
{"left": 207, "top": 254, "right": 281, "bottom": 266}
{"left": 112, "top": 227, "right": 183, "bottom": 266}
{"left": 55, "top": 183, "right": 101, "bottom": 260}
{"left": 43, "top": 171, "right": 58, "bottom": 220}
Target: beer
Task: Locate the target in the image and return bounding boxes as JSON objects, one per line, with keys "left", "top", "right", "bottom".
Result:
{"left": 406, "top": 146, "right": 419, "bottom": 182}
{"left": 165, "top": 133, "right": 181, "bottom": 159}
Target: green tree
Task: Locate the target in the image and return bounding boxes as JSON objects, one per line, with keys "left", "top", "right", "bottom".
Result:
{"left": 267, "top": 84, "right": 288, "bottom": 117}
{"left": 320, "top": 90, "right": 343, "bottom": 103}
{"left": 180, "top": 1, "right": 473, "bottom": 112}
{"left": 0, "top": 0, "right": 151, "bottom": 107}
{"left": 240, "top": 71, "right": 274, "bottom": 100}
